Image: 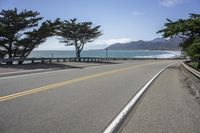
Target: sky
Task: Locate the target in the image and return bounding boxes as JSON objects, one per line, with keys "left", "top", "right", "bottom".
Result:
{"left": 0, "top": 0, "right": 200, "bottom": 50}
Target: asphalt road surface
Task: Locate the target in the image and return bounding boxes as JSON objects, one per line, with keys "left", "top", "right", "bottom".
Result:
{"left": 122, "top": 64, "right": 200, "bottom": 133}
{"left": 0, "top": 60, "right": 179, "bottom": 133}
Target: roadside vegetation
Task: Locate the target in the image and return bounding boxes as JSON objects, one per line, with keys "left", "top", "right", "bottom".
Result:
{"left": 0, "top": 8, "right": 102, "bottom": 64}
{"left": 58, "top": 18, "right": 102, "bottom": 58}
{"left": 187, "top": 61, "right": 200, "bottom": 71}
{"left": 158, "top": 14, "right": 200, "bottom": 69}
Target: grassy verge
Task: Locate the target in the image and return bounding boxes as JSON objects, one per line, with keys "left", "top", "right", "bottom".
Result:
{"left": 187, "top": 61, "right": 200, "bottom": 71}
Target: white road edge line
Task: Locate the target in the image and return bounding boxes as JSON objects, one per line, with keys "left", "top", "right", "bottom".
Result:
{"left": 0, "top": 62, "right": 119, "bottom": 80}
{"left": 0, "top": 62, "right": 155, "bottom": 80}
{"left": 103, "top": 63, "right": 173, "bottom": 133}
{"left": 0, "top": 68, "right": 71, "bottom": 80}
{"left": 0, "top": 69, "right": 47, "bottom": 75}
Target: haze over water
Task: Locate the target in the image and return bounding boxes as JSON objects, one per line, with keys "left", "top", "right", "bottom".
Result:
{"left": 30, "top": 50, "right": 181, "bottom": 58}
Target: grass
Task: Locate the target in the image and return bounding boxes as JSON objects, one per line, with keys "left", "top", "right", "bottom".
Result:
{"left": 187, "top": 61, "right": 200, "bottom": 71}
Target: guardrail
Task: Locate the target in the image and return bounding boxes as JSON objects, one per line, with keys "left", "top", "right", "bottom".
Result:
{"left": 183, "top": 62, "right": 200, "bottom": 79}
{"left": 0, "top": 57, "right": 184, "bottom": 65}
{"left": 0, "top": 57, "right": 115, "bottom": 64}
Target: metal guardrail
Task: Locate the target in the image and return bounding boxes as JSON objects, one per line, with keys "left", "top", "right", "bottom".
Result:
{"left": 182, "top": 62, "right": 200, "bottom": 79}
{"left": 0, "top": 57, "right": 113, "bottom": 64}
{"left": 0, "top": 57, "right": 184, "bottom": 65}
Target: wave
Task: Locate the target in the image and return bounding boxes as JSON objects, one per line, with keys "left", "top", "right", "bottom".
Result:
{"left": 134, "top": 51, "right": 181, "bottom": 58}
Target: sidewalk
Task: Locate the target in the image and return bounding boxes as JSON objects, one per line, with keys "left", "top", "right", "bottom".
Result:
{"left": 121, "top": 64, "right": 200, "bottom": 133}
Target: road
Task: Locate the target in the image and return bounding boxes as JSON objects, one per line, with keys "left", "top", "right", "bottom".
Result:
{"left": 122, "top": 64, "right": 200, "bottom": 133}
{"left": 0, "top": 60, "right": 178, "bottom": 133}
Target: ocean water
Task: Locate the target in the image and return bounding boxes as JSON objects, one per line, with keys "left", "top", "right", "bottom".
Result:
{"left": 29, "top": 50, "right": 181, "bottom": 58}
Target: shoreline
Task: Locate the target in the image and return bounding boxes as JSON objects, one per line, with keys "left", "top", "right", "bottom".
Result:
{"left": 30, "top": 50, "right": 181, "bottom": 59}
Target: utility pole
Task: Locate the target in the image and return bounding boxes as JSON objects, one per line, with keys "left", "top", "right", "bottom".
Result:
{"left": 51, "top": 52, "right": 54, "bottom": 58}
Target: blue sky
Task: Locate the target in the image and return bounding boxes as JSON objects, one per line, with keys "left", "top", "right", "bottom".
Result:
{"left": 0, "top": 0, "right": 200, "bottom": 50}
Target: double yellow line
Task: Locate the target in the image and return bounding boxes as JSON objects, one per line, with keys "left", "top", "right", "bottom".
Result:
{"left": 0, "top": 63, "right": 154, "bottom": 102}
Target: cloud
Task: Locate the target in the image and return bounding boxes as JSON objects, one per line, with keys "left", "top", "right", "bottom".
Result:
{"left": 159, "top": 0, "right": 184, "bottom": 7}
{"left": 95, "top": 38, "right": 133, "bottom": 45}
{"left": 36, "top": 37, "right": 133, "bottom": 50}
{"left": 84, "top": 38, "right": 133, "bottom": 49}
{"left": 131, "top": 11, "right": 143, "bottom": 16}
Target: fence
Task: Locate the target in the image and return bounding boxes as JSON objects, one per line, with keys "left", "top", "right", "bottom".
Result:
{"left": 0, "top": 57, "right": 184, "bottom": 65}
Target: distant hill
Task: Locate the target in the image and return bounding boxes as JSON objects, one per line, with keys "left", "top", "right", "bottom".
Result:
{"left": 106, "top": 37, "right": 183, "bottom": 50}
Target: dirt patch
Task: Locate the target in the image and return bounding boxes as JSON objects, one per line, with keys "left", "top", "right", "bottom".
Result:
{"left": 179, "top": 65, "right": 200, "bottom": 104}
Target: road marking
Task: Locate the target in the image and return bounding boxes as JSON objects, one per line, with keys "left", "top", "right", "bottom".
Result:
{"left": 103, "top": 64, "right": 172, "bottom": 133}
{"left": 0, "top": 62, "right": 128, "bottom": 80}
{"left": 0, "top": 62, "right": 113, "bottom": 80}
{"left": 0, "top": 69, "right": 47, "bottom": 75}
{"left": 0, "top": 68, "right": 73, "bottom": 80}
{"left": 0, "top": 63, "right": 158, "bottom": 102}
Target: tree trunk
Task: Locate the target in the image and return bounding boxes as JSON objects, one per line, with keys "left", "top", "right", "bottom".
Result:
{"left": 18, "top": 49, "right": 32, "bottom": 65}
{"left": 75, "top": 41, "right": 81, "bottom": 61}
{"left": 7, "top": 42, "right": 13, "bottom": 65}
{"left": 76, "top": 50, "right": 81, "bottom": 61}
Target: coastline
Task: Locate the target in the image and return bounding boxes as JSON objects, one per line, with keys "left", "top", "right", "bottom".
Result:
{"left": 30, "top": 50, "right": 181, "bottom": 59}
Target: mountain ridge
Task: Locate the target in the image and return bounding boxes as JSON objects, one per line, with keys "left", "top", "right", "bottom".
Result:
{"left": 106, "top": 37, "right": 182, "bottom": 50}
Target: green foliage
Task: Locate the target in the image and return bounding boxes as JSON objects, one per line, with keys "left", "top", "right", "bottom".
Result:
{"left": 188, "top": 61, "right": 200, "bottom": 70}
{"left": 58, "top": 18, "right": 102, "bottom": 58}
{"left": 0, "top": 8, "right": 102, "bottom": 62}
{"left": 158, "top": 13, "right": 200, "bottom": 63}
{"left": 0, "top": 8, "right": 60, "bottom": 60}
{"left": 187, "top": 37, "right": 200, "bottom": 59}
{"left": 158, "top": 14, "right": 200, "bottom": 39}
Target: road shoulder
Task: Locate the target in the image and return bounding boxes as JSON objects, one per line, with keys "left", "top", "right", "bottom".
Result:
{"left": 121, "top": 64, "right": 200, "bottom": 133}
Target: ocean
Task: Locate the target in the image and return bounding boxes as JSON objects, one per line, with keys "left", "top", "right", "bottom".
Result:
{"left": 29, "top": 50, "right": 181, "bottom": 58}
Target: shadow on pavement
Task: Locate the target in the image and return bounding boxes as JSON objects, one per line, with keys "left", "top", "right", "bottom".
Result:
{"left": 0, "top": 61, "right": 121, "bottom": 70}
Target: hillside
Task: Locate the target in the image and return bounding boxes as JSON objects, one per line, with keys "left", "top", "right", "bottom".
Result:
{"left": 106, "top": 37, "right": 182, "bottom": 50}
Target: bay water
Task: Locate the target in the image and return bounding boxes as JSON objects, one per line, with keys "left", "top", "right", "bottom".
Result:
{"left": 29, "top": 50, "right": 181, "bottom": 58}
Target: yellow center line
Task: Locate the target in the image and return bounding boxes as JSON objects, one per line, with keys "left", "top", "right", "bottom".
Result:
{"left": 0, "top": 62, "right": 157, "bottom": 102}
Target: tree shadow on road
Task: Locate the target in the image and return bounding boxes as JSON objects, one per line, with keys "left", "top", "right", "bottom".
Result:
{"left": 0, "top": 61, "right": 121, "bottom": 70}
